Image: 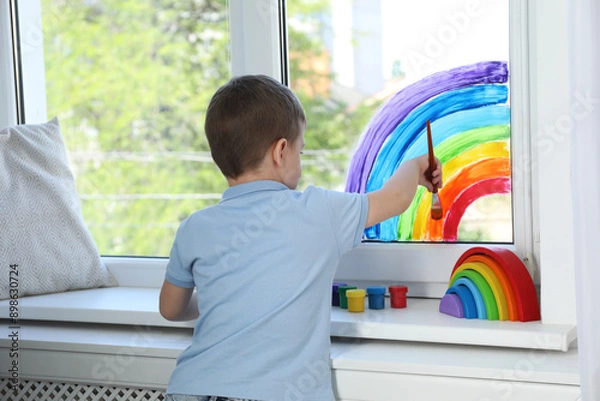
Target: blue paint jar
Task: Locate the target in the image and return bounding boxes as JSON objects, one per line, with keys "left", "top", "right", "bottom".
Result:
{"left": 366, "top": 286, "right": 386, "bottom": 310}
{"left": 332, "top": 282, "right": 347, "bottom": 306}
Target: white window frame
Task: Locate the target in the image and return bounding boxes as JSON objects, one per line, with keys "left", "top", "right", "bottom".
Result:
{"left": 6, "top": 0, "right": 576, "bottom": 327}
{"left": 9, "top": 0, "right": 46, "bottom": 123}
{"left": 0, "top": 1, "right": 18, "bottom": 127}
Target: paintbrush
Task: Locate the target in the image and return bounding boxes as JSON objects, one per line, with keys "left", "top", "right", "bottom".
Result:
{"left": 426, "top": 120, "right": 443, "bottom": 220}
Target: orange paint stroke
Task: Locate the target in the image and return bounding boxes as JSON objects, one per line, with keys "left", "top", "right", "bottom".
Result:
{"left": 428, "top": 213, "right": 444, "bottom": 241}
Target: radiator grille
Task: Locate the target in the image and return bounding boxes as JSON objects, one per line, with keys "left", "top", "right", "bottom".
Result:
{"left": 0, "top": 379, "right": 165, "bottom": 401}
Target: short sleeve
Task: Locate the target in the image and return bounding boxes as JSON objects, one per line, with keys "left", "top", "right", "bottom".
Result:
{"left": 165, "top": 221, "right": 195, "bottom": 288}
{"left": 325, "top": 190, "right": 369, "bottom": 255}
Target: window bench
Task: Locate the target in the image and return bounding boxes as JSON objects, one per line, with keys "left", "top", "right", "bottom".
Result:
{"left": 1, "top": 287, "right": 576, "bottom": 350}
{"left": 0, "top": 287, "right": 580, "bottom": 400}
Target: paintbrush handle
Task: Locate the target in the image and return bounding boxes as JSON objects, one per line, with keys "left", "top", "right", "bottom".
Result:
{"left": 426, "top": 120, "right": 438, "bottom": 193}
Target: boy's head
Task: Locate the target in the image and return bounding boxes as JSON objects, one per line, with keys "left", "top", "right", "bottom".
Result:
{"left": 205, "top": 74, "right": 306, "bottom": 183}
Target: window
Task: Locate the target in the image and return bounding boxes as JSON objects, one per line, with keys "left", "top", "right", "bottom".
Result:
{"left": 285, "top": 0, "right": 531, "bottom": 298}
{"left": 37, "top": 0, "right": 230, "bottom": 256}
{"left": 13, "top": 0, "right": 533, "bottom": 299}
{"left": 4, "top": 0, "right": 579, "bottom": 327}
{"left": 288, "top": 0, "right": 513, "bottom": 243}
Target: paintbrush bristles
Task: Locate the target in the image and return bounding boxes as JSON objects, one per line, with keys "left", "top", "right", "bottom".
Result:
{"left": 426, "top": 120, "right": 443, "bottom": 220}
{"left": 431, "top": 193, "right": 443, "bottom": 220}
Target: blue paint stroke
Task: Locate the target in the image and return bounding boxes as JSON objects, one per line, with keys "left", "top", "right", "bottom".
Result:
{"left": 398, "top": 106, "right": 510, "bottom": 164}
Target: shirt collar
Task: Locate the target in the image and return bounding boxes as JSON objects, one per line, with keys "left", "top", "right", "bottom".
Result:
{"left": 221, "top": 180, "right": 289, "bottom": 202}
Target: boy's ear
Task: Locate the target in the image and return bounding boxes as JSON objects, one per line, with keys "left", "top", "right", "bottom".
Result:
{"left": 271, "top": 138, "right": 288, "bottom": 166}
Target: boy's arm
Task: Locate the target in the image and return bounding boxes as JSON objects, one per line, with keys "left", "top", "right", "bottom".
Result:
{"left": 365, "top": 154, "right": 442, "bottom": 228}
{"left": 159, "top": 279, "right": 199, "bottom": 321}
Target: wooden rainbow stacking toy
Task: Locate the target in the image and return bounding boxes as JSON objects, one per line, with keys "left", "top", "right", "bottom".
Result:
{"left": 439, "top": 247, "right": 541, "bottom": 322}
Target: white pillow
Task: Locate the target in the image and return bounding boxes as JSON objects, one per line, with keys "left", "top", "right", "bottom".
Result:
{"left": 0, "top": 118, "right": 116, "bottom": 299}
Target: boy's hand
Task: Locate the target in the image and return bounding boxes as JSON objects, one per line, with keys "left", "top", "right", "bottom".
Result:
{"left": 365, "top": 154, "right": 444, "bottom": 228}
{"left": 418, "top": 154, "right": 443, "bottom": 192}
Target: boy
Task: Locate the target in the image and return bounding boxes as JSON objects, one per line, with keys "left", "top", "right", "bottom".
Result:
{"left": 159, "top": 75, "right": 442, "bottom": 401}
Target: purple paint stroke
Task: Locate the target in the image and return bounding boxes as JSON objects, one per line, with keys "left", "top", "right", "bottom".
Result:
{"left": 345, "top": 61, "right": 509, "bottom": 194}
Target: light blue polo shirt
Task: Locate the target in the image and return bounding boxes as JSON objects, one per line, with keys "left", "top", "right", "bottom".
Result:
{"left": 165, "top": 180, "right": 368, "bottom": 401}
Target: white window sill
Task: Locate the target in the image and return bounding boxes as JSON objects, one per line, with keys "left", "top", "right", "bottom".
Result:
{"left": 0, "top": 286, "right": 576, "bottom": 351}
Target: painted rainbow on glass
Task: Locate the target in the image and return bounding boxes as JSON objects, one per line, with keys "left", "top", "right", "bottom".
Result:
{"left": 345, "top": 61, "right": 511, "bottom": 242}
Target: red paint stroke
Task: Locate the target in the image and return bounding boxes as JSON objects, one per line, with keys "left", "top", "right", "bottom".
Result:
{"left": 443, "top": 178, "right": 512, "bottom": 241}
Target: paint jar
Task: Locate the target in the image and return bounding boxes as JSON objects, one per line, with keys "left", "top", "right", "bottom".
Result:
{"left": 389, "top": 285, "right": 408, "bottom": 308}
{"left": 332, "top": 282, "right": 347, "bottom": 307}
{"left": 346, "top": 289, "right": 366, "bottom": 313}
{"left": 366, "top": 286, "right": 386, "bottom": 310}
{"left": 337, "top": 286, "right": 357, "bottom": 309}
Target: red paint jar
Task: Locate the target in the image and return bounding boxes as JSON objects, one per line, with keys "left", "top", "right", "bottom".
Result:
{"left": 389, "top": 285, "right": 408, "bottom": 308}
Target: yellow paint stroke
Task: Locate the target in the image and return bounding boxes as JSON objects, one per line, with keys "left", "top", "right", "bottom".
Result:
{"left": 443, "top": 141, "right": 509, "bottom": 182}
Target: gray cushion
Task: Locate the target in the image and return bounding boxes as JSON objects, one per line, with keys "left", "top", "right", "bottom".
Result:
{"left": 0, "top": 118, "right": 116, "bottom": 299}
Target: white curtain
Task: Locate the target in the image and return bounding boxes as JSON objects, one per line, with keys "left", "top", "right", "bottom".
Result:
{"left": 569, "top": 1, "right": 600, "bottom": 400}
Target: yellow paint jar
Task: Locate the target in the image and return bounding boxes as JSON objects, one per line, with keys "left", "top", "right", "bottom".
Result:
{"left": 346, "top": 289, "right": 366, "bottom": 313}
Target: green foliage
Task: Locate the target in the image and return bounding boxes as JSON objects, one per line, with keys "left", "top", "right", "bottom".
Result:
{"left": 41, "top": 0, "right": 380, "bottom": 255}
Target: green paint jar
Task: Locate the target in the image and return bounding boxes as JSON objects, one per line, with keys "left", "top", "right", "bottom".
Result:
{"left": 337, "top": 285, "right": 357, "bottom": 309}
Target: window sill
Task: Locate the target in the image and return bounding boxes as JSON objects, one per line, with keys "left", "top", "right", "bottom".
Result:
{"left": 0, "top": 287, "right": 575, "bottom": 351}
{"left": 331, "top": 297, "right": 576, "bottom": 351}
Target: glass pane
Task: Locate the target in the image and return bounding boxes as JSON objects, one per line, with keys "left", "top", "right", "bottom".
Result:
{"left": 288, "top": 0, "right": 511, "bottom": 243}
{"left": 41, "top": 0, "right": 230, "bottom": 255}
